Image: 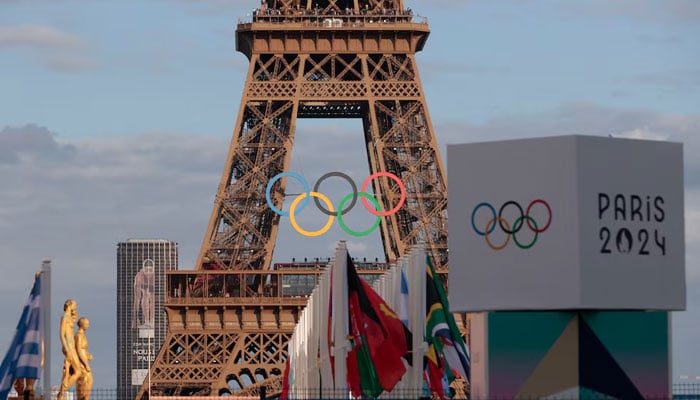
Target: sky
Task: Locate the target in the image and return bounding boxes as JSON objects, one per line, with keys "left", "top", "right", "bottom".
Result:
{"left": 1, "top": 0, "right": 699, "bottom": 391}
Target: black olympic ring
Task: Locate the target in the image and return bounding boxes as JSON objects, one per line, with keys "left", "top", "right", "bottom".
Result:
{"left": 313, "top": 172, "right": 357, "bottom": 216}
{"left": 498, "top": 200, "right": 525, "bottom": 234}
{"left": 471, "top": 199, "right": 552, "bottom": 250}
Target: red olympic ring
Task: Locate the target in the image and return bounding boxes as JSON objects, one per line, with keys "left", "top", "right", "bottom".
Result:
{"left": 526, "top": 199, "right": 552, "bottom": 233}
{"left": 360, "top": 171, "right": 407, "bottom": 217}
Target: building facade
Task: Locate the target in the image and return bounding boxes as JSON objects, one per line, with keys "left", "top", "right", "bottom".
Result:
{"left": 116, "top": 239, "right": 178, "bottom": 400}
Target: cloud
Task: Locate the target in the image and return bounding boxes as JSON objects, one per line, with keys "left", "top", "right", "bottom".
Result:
{"left": 0, "top": 24, "right": 98, "bottom": 72}
{"left": 168, "top": 0, "right": 251, "bottom": 15}
{"left": 560, "top": 0, "right": 700, "bottom": 23}
{"left": 685, "top": 190, "right": 700, "bottom": 277}
{"left": 339, "top": 240, "right": 369, "bottom": 257}
{"left": 0, "top": 125, "right": 227, "bottom": 388}
{"left": 0, "top": 124, "right": 76, "bottom": 164}
{"left": 45, "top": 54, "right": 100, "bottom": 72}
{"left": 0, "top": 25, "right": 84, "bottom": 48}
{"left": 0, "top": 126, "right": 227, "bottom": 274}
{"left": 636, "top": 69, "right": 700, "bottom": 94}
{"left": 617, "top": 128, "right": 669, "bottom": 141}
{"left": 208, "top": 57, "right": 249, "bottom": 71}
{"left": 437, "top": 102, "right": 699, "bottom": 152}
{"left": 419, "top": 60, "right": 511, "bottom": 77}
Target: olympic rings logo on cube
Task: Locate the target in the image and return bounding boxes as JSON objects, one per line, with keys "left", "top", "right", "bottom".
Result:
{"left": 265, "top": 171, "right": 406, "bottom": 237}
{"left": 470, "top": 199, "right": 552, "bottom": 250}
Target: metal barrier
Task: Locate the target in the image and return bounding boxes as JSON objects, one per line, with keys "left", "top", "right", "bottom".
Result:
{"left": 28, "top": 384, "right": 700, "bottom": 399}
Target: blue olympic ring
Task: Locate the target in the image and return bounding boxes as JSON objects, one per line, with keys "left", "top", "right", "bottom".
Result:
{"left": 265, "top": 172, "right": 311, "bottom": 217}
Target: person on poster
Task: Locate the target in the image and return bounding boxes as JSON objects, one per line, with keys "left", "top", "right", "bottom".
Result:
{"left": 132, "top": 263, "right": 155, "bottom": 329}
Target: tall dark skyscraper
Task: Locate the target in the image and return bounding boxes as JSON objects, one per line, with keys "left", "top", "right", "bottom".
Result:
{"left": 116, "top": 239, "right": 177, "bottom": 400}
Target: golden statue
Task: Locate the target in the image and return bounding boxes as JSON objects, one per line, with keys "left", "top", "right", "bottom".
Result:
{"left": 75, "top": 318, "right": 93, "bottom": 400}
{"left": 57, "top": 299, "right": 82, "bottom": 400}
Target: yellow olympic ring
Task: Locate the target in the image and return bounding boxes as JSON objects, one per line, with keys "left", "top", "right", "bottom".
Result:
{"left": 289, "top": 192, "right": 335, "bottom": 237}
{"left": 484, "top": 217, "right": 510, "bottom": 251}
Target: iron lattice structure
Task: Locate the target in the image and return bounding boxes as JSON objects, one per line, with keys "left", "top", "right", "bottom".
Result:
{"left": 139, "top": 0, "right": 457, "bottom": 397}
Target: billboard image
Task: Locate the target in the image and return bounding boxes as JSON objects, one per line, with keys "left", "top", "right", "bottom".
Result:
{"left": 133, "top": 261, "right": 155, "bottom": 331}
{"left": 117, "top": 240, "right": 177, "bottom": 399}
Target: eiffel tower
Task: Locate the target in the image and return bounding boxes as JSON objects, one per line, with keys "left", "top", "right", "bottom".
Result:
{"left": 139, "top": 0, "right": 453, "bottom": 397}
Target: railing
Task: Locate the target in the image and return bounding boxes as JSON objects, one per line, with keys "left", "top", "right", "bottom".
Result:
{"left": 677, "top": 382, "right": 700, "bottom": 399}
{"left": 165, "top": 269, "right": 325, "bottom": 305}
{"left": 165, "top": 262, "right": 391, "bottom": 306}
{"left": 237, "top": 10, "right": 428, "bottom": 27}
{"left": 167, "top": 295, "right": 310, "bottom": 306}
{"left": 21, "top": 384, "right": 700, "bottom": 400}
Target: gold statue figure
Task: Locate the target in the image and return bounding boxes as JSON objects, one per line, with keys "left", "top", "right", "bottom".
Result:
{"left": 75, "top": 318, "right": 93, "bottom": 400}
{"left": 56, "top": 299, "right": 92, "bottom": 400}
{"left": 57, "top": 299, "right": 84, "bottom": 400}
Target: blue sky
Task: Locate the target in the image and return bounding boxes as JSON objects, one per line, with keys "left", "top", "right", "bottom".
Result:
{"left": 1, "top": 0, "right": 699, "bottom": 391}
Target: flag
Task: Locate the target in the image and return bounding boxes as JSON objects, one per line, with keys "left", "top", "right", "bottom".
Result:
{"left": 425, "top": 255, "right": 470, "bottom": 389}
{"left": 327, "top": 269, "right": 335, "bottom": 381}
{"left": 399, "top": 269, "right": 409, "bottom": 327}
{"left": 193, "top": 261, "right": 222, "bottom": 295}
{"left": 424, "top": 345, "right": 448, "bottom": 399}
{"left": 346, "top": 254, "right": 411, "bottom": 398}
{"left": 0, "top": 274, "right": 43, "bottom": 399}
{"left": 280, "top": 353, "right": 292, "bottom": 400}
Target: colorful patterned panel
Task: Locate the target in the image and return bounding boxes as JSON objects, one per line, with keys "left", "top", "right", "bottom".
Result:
{"left": 486, "top": 311, "right": 669, "bottom": 399}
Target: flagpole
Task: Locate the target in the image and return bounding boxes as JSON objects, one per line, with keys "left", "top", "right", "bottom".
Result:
{"left": 410, "top": 245, "right": 426, "bottom": 391}
{"left": 395, "top": 255, "right": 409, "bottom": 393}
{"left": 318, "top": 266, "right": 333, "bottom": 396}
{"left": 41, "top": 260, "right": 51, "bottom": 400}
{"left": 332, "top": 242, "right": 348, "bottom": 394}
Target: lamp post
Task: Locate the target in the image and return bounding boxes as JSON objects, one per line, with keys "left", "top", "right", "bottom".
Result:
{"left": 147, "top": 333, "right": 151, "bottom": 399}
{"left": 41, "top": 260, "right": 51, "bottom": 400}
{"left": 141, "top": 258, "right": 155, "bottom": 399}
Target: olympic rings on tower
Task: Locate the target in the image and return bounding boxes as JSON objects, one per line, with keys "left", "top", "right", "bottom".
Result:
{"left": 266, "top": 171, "right": 406, "bottom": 237}
{"left": 470, "top": 199, "right": 552, "bottom": 250}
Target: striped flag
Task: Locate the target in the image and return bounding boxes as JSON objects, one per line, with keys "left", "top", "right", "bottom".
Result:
{"left": 0, "top": 274, "right": 43, "bottom": 399}
{"left": 399, "top": 269, "right": 409, "bottom": 327}
{"left": 425, "top": 256, "right": 470, "bottom": 385}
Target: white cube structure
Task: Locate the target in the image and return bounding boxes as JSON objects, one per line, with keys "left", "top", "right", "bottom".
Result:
{"left": 447, "top": 135, "right": 685, "bottom": 311}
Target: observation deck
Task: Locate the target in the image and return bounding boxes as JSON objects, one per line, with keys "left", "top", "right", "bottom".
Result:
{"left": 164, "top": 261, "right": 391, "bottom": 309}
{"left": 236, "top": 7, "right": 430, "bottom": 57}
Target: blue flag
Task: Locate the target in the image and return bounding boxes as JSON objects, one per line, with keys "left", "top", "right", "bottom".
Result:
{"left": 0, "top": 274, "right": 43, "bottom": 398}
